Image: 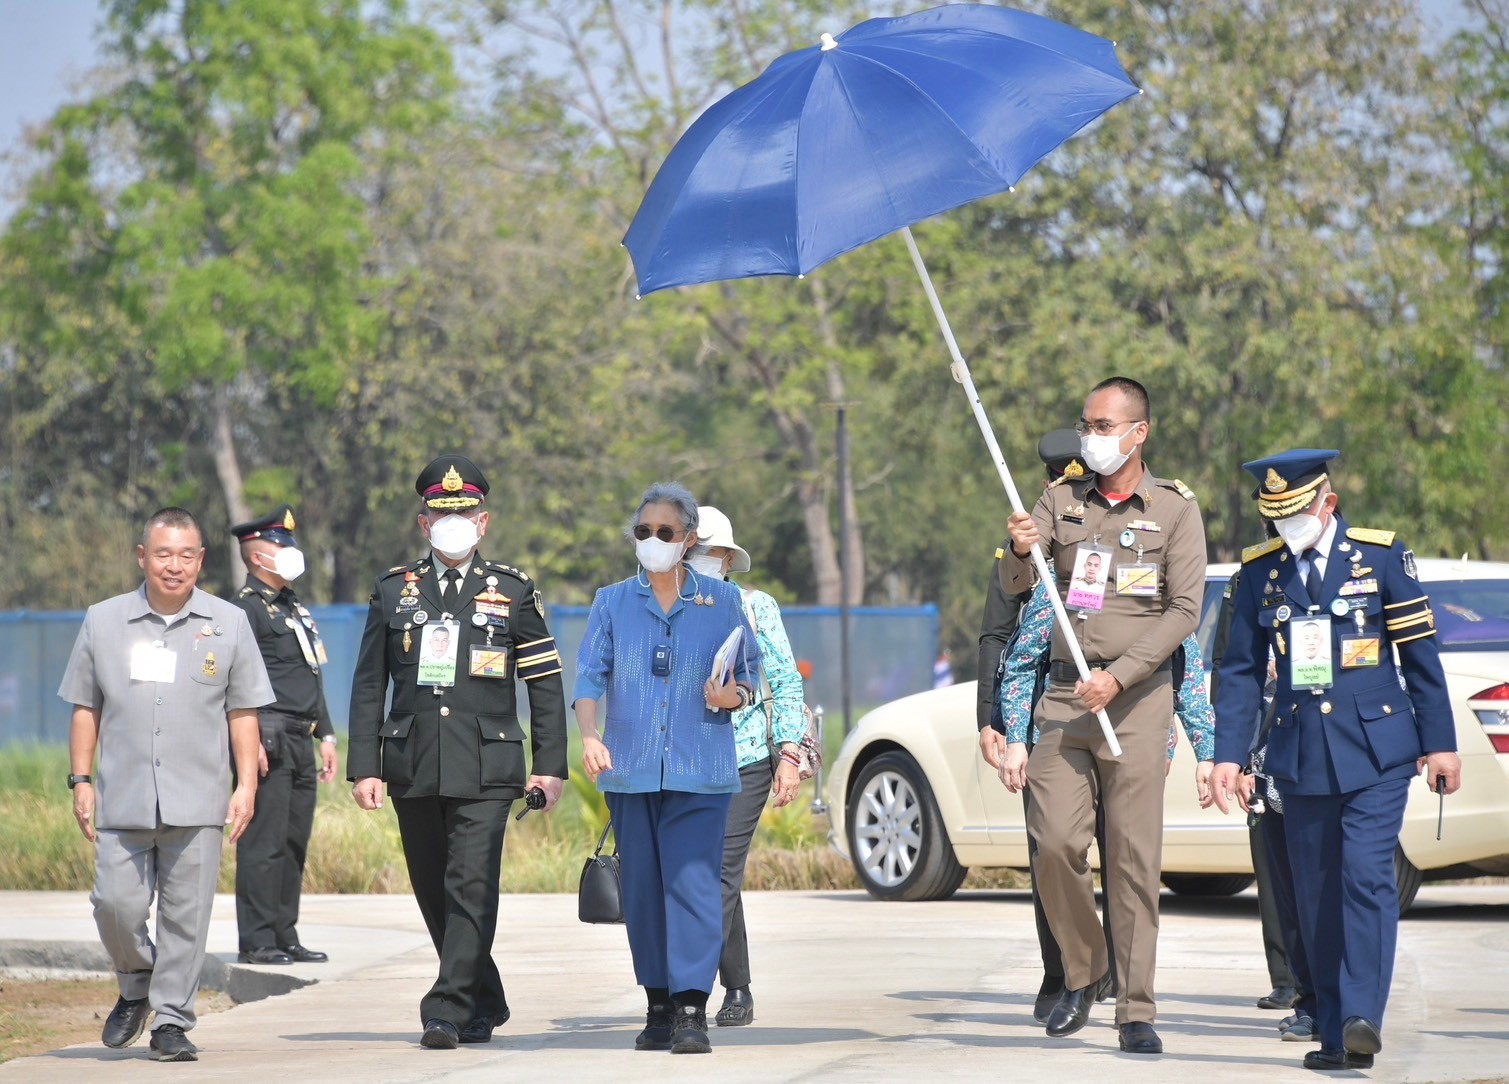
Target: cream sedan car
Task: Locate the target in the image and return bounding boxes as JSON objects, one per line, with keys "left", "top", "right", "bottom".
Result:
{"left": 826, "top": 559, "right": 1509, "bottom": 910}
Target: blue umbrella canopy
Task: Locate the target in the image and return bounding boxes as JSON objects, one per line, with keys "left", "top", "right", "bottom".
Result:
{"left": 624, "top": 3, "right": 1139, "bottom": 296}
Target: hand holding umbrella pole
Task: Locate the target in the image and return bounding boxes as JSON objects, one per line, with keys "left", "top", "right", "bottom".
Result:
{"left": 902, "top": 227, "right": 1121, "bottom": 757}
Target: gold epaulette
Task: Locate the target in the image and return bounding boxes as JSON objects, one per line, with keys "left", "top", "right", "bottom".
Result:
{"left": 1048, "top": 475, "right": 1071, "bottom": 489}
{"left": 1173, "top": 479, "right": 1195, "bottom": 501}
{"left": 486, "top": 560, "right": 530, "bottom": 582}
{"left": 380, "top": 561, "right": 420, "bottom": 579}
{"left": 238, "top": 586, "right": 255, "bottom": 597}
{"left": 1242, "top": 537, "right": 1285, "bottom": 563}
{"left": 1347, "top": 527, "right": 1396, "bottom": 547}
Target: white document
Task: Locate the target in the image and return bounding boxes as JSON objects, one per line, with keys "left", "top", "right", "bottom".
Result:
{"left": 130, "top": 642, "right": 177, "bottom": 683}
{"left": 708, "top": 624, "right": 744, "bottom": 686}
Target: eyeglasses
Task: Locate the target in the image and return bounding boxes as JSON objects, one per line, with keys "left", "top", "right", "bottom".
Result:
{"left": 1075, "top": 418, "right": 1144, "bottom": 436}
{"left": 632, "top": 524, "right": 687, "bottom": 543}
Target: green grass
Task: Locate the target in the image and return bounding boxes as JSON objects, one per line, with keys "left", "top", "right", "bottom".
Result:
{"left": 0, "top": 741, "right": 858, "bottom": 893}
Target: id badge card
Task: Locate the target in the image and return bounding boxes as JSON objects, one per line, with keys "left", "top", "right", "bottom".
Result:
{"left": 1066, "top": 545, "right": 1112, "bottom": 612}
{"left": 130, "top": 641, "right": 177, "bottom": 683}
{"left": 1116, "top": 563, "right": 1159, "bottom": 598}
{"left": 290, "top": 619, "right": 319, "bottom": 668}
{"left": 314, "top": 637, "right": 329, "bottom": 666}
{"left": 1340, "top": 637, "right": 1380, "bottom": 668}
{"left": 469, "top": 645, "right": 510, "bottom": 679}
{"left": 1289, "top": 617, "right": 1334, "bottom": 690}
{"left": 416, "top": 621, "right": 460, "bottom": 686}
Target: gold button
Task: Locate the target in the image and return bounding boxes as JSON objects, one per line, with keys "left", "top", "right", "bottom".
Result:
{"left": 1321, "top": 702, "right": 1333, "bottom": 715}
{"left": 440, "top": 706, "right": 451, "bottom": 717}
{"left": 1383, "top": 705, "right": 1392, "bottom": 715}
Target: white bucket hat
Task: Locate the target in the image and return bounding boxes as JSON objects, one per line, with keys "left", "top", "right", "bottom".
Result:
{"left": 695, "top": 505, "right": 752, "bottom": 573}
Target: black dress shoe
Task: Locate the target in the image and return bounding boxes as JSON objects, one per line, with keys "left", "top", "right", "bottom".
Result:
{"left": 279, "top": 944, "right": 328, "bottom": 963}
{"left": 635, "top": 1003, "right": 673, "bottom": 1051}
{"left": 149, "top": 1024, "right": 198, "bottom": 1062}
{"left": 1033, "top": 977, "right": 1064, "bottom": 1025}
{"left": 714, "top": 986, "right": 754, "bottom": 1027}
{"left": 238, "top": 946, "right": 293, "bottom": 965}
{"left": 101, "top": 995, "right": 149, "bottom": 1048}
{"left": 459, "top": 1007, "right": 510, "bottom": 1044}
{"left": 1304, "top": 1048, "right": 1374, "bottom": 1070}
{"left": 1258, "top": 985, "right": 1299, "bottom": 1009}
{"left": 1118, "top": 1021, "right": 1163, "bottom": 1054}
{"left": 1045, "top": 974, "right": 1108, "bottom": 1037}
{"left": 420, "top": 1019, "right": 459, "bottom": 1049}
{"left": 670, "top": 1006, "right": 711, "bottom": 1054}
{"left": 1342, "top": 1015, "right": 1382, "bottom": 1055}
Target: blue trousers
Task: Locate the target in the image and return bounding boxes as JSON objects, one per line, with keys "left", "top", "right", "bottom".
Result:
{"left": 1283, "top": 777, "right": 1409, "bottom": 1050}
{"left": 607, "top": 789, "right": 731, "bottom": 996}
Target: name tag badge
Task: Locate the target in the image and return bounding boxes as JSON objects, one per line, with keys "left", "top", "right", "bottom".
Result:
{"left": 1338, "top": 579, "right": 1379, "bottom": 597}
{"left": 1289, "top": 616, "right": 1334, "bottom": 690}
{"left": 1116, "top": 563, "right": 1159, "bottom": 598}
{"left": 130, "top": 641, "right": 177, "bottom": 683}
{"left": 291, "top": 621, "right": 319, "bottom": 668}
{"left": 315, "top": 638, "right": 329, "bottom": 666}
{"left": 1066, "top": 545, "right": 1112, "bottom": 612}
{"left": 1340, "top": 637, "right": 1380, "bottom": 668}
{"left": 416, "top": 621, "right": 459, "bottom": 687}
{"left": 469, "top": 645, "right": 510, "bottom": 679}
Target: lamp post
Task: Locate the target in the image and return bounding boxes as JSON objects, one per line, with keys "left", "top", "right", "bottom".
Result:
{"left": 837, "top": 404, "right": 853, "bottom": 735}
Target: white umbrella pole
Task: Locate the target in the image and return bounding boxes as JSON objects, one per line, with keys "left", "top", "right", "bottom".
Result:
{"left": 900, "top": 225, "right": 1121, "bottom": 757}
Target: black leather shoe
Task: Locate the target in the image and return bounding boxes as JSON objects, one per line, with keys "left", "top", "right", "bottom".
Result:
{"left": 149, "top": 1024, "right": 198, "bottom": 1062}
{"left": 420, "top": 1019, "right": 459, "bottom": 1049}
{"left": 670, "top": 1006, "right": 711, "bottom": 1054}
{"left": 279, "top": 944, "right": 328, "bottom": 963}
{"left": 1033, "top": 977, "right": 1064, "bottom": 1024}
{"left": 459, "top": 1007, "right": 510, "bottom": 1044}
{"left": 238, "top": 946, "right": 293, "bottom": 965}
{"left": 1258, "top": 985, "right": 1299, "bottom": 1010}
{"left": 1118, "top": 1021, "right": 1163, "bottom": 1054}
{"left": 1304, "top": 1048, "right": 1374, "bottom": 1070}
{"left": 1342, "top": 1015, "right": 1382, "bottom": 1055}
{"left": 1045, "top": 974, "right": 1107, "bottom": 1037}
{"left": 101, "top": 996, "right": 149, "bottom": 1048}
{"left": 635, "top": 1004, "right": 673, "bottom": 1051}
{"left": 714, "top": 986, "right": 754, "bottom": 1027}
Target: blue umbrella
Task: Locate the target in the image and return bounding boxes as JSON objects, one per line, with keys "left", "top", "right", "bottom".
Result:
{"left": 624, "top": 4, "right": 1141, "bottom": 754}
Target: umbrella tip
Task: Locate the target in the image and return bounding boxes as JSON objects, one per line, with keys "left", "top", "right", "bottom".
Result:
{"left": 820, "top": 32, "right": 838, "bottom": 51}
{"left": 1008, "top": 185, "right": 1015, "bottom": 193}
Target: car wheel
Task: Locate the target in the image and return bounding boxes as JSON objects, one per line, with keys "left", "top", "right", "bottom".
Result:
{"left": 846, "top": 751, "right": 966, "bottom": 901}
{"left": 1395, "top": 845, "right": 1423, "bottom": 914}
{"left": 1160, "top": 873, "right": 1256, "bottom": 897}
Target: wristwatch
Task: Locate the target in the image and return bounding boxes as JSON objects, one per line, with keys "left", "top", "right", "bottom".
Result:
{"left": 320, "top": 736, "right": 338, "bottom": 745}
{"left": 67, "top": 773, "right": 93, "bottom": 789}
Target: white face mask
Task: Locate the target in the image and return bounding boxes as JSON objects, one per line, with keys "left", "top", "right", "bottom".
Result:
{"left": 636, "top": 536, "right": 685, "bottom": 574}
{"left": 428, "top": 514, "right": 481, "bottom": 560}
{"left": 262, "top": 547, "right": 305, "bottom": 582}
{"left": 687, "top": 554, "right": 726, "bottom": 580}
{"left": 1081, "top": 430, "right": 1133, "bottom": 475}
{"left": 1273, "top": 512, "right": 1325, "bottom": 555}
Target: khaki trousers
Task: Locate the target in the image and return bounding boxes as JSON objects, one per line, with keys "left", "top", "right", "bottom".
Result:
{"left": 1027, "top": 670, "right": 1171, "bottom": 1025}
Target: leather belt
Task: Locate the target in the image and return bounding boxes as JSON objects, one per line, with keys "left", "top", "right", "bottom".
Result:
{"left": 265, "top": 709, "right": 320, "bottom": 734}
{"left": 1049, "top": 658, "right": 1171, "bottom": 684}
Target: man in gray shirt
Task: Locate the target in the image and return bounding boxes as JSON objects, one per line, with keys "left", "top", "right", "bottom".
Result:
{"left": 59, "top": 507, "right": 273, "bottom": 1062}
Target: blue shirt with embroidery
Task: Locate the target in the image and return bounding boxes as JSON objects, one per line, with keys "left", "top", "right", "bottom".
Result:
{"left": 997, "top": 578, "right": 1215, "bottom": 760}
{"left": 573, "top": 570, "right": 760, "bottom": 794}
{"left": 732, "top": 583, "right": 807, "bottom": 768}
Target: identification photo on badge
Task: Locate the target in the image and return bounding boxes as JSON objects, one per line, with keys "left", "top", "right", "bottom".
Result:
{"left": 1066, "top": 545, "right": 1112, "bottom": 612}
{"left": 1290, "top": 617, "right": 1334, "bottom": 689}
{"left": 417, "top": 620, "right": 459, "bottom": 686}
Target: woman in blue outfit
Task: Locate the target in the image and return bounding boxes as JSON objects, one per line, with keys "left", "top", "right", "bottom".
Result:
{"left": 574, "top": 483, "right": 760, "bottom": 1055}
{"left": 686, "top": 506, "right": 807, "bottom": 1028}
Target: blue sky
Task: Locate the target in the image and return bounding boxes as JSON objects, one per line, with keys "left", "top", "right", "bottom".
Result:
{"left": 0, "top": 0, "right": 1478, "bottom": 214}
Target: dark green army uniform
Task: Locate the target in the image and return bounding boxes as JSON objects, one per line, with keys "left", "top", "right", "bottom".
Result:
{"left": 347, "top": 456, "right": 568, "bottom": 1039}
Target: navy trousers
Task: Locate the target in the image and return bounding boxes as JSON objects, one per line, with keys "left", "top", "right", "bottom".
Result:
{"left": 1283, "top": 777, "right": 1409, "bottom": 1049}
{"left": 607, "top": 789, "right": 731, "bottom": 996}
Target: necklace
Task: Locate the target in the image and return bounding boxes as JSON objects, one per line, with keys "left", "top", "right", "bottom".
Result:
{"left": 637, "top": 566, "right": 715, "bottom": 606}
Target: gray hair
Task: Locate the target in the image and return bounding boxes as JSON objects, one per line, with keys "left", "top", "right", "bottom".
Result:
{"left": 142, "top": 507, "right": 203, "bottom": 549}
{"left": 626, "top": 481, "right": 699, "bottom": 540}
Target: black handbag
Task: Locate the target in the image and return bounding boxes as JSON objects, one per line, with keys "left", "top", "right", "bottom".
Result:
{"left": 578, "top": 820, "right": 624, "bottom": 924}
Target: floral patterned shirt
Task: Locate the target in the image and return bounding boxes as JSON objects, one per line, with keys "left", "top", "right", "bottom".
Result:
{"left": 733, "top": 584, "right": 808, "bottom": 768}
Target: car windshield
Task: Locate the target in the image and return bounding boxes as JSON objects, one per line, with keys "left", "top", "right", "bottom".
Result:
{"left": 1425, "top": 579, "right": 1509, "bottom": 652}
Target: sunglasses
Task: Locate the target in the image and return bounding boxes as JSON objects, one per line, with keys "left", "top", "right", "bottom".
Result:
{"left": 632, "top": 524, "right": 687, "bottom": 543}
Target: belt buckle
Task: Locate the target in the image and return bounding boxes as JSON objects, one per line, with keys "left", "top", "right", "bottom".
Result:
{"left": 308, "top": 721, "right": 317, "bottom": 735}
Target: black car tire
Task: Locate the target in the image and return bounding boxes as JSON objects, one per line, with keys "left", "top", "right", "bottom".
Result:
{"left": 1395, "top": 844, "right": 1423, "bottom": 914}
{"left": 846, "top": 750, "right": 967, "bottom": 901}
{"left": 1160, "top": 873, "right": 1256, "bottom": 897}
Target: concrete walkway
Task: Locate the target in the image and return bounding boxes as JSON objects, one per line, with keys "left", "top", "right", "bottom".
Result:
{"left": 2, "top": 885, "right": 1507, "bottom": 1082}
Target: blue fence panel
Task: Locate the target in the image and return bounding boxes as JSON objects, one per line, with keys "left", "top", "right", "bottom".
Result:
{"left": 0, "top": 603, "right": 938, "bottom": 746}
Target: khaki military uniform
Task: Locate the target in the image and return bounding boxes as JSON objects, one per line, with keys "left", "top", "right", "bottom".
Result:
{"left": 1001, "top": 465, "right": 1205, "bottom": 1025}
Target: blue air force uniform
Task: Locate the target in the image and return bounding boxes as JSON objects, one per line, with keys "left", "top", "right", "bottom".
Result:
{"left": 1212, "top": 450, "right": 1454, "bottom": 1062}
